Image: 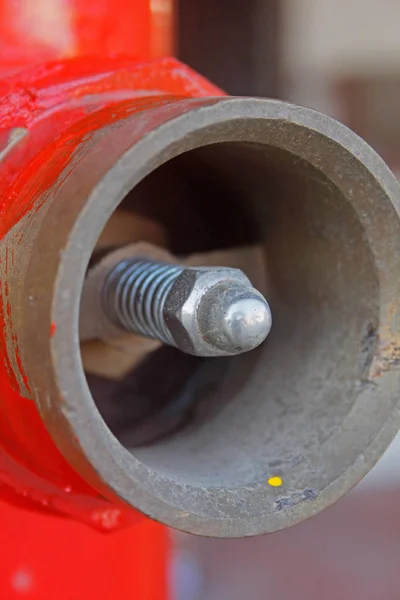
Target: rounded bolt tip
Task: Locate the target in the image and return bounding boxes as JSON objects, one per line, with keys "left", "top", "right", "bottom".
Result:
{"left": 220, "top": 293, "right": 272, "bottom": 353}
{"left": 200, "top": 284, "right": 272, "bottom": 355}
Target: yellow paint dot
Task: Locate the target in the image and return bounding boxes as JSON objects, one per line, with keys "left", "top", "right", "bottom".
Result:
{"left": 268, "top": 476, "right": 282, "bottom": 487}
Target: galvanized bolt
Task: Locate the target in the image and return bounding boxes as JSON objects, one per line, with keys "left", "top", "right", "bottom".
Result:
{"left": 102, "top": 258, "right": 272, "bottom": 357}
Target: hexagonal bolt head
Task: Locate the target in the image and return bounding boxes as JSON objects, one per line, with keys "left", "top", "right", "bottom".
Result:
{"left": 103, "top": 260, "right": 272, "bottom": 357}
{"left": 159, "top": 265, "right": 271, "bottom": 357}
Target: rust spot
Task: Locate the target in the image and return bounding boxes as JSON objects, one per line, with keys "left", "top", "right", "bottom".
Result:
{"left": 371, "top": 337, "right": 400, "bottom": 378}
{"left": 370, "top": 300, "right": 400, "bottom": 378}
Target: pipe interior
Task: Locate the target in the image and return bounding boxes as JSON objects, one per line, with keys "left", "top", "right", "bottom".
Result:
{"left": 84, "top": 141, "right": 379, "bottom": 489}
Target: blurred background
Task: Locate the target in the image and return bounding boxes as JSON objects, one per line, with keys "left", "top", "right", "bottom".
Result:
{"left": 173, "top": 1, "right": 400, "bottom": 598}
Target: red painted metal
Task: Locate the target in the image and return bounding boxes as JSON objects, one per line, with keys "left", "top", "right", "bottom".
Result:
{"left": 0, "top": 0, "right": 175, "bottom": 76}
{"left": 0, "top": 1, "right": 221, "bottom": 598}
{"left": 0, "top": 498, "right": 169, "bottom": 599}
{"left": 0, "top": 56, "right": 222, "bottom": 525}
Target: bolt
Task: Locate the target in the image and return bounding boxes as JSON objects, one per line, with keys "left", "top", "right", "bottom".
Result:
{"left": 102, "top": 258, "right": 272, "bottom": 357}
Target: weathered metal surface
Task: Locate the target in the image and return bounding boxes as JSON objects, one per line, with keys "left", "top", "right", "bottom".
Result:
{"left": 2, "top": 88, "right": 400, "bottom": 538}
{"left": 0, "top": 3, "right": 400, "bottom": 541}
{"left": 0, "top": 57, "right": 223, "bottom": 531}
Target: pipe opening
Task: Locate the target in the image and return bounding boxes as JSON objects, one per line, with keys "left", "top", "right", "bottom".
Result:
{"left": 82, "top": 140, "right": 379, "bottom": 490}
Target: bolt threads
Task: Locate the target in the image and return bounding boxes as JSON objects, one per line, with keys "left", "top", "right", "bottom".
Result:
{"left": 102, "top": 258, "right": 183, "bottom": 345}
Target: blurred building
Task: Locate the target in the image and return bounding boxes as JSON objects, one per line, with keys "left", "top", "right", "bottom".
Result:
{"left": 283, "top": 0, "right": 400, "bottom": 173}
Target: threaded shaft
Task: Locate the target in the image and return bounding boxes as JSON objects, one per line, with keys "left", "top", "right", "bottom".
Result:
{"left": 100, "top": 256, "right": 272, "bottom": 357}
{"left": 102, "top": 258, "right": 183, "bottom": 345}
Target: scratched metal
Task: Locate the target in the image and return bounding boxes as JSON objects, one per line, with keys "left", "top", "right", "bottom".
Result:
{"left": 0, "top": 56, "right": 222, "bottom": 531}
